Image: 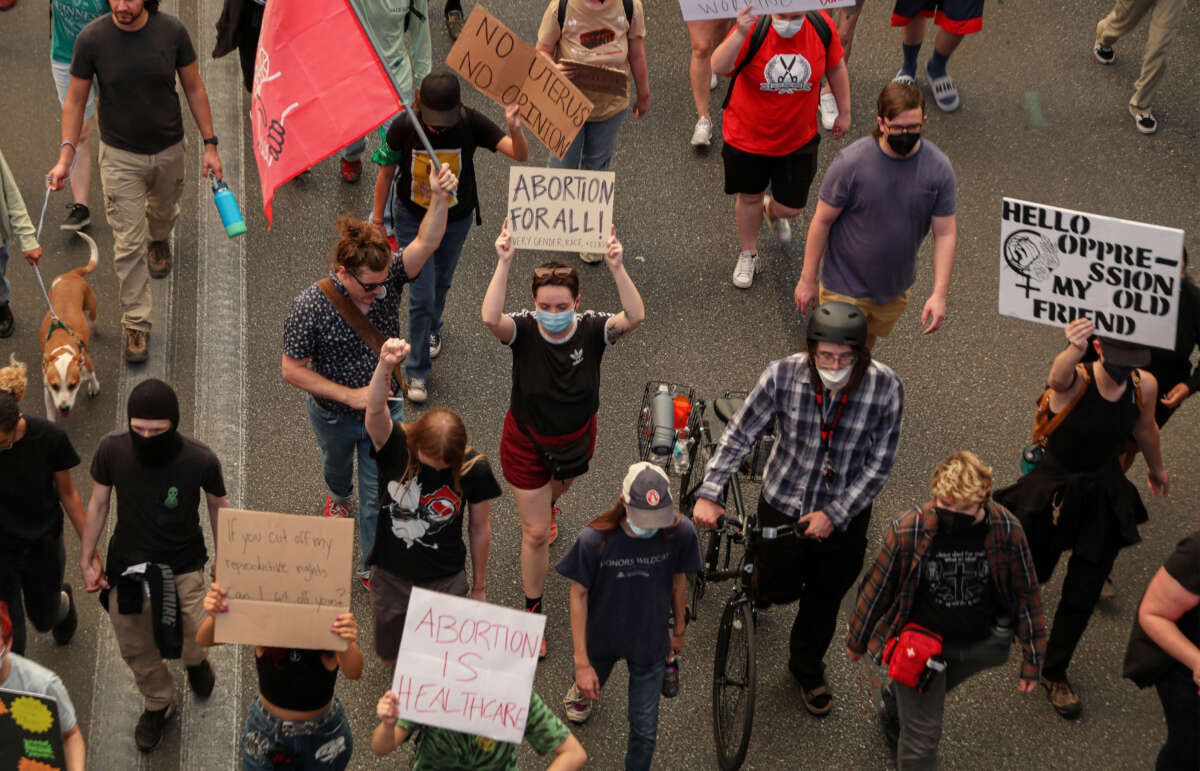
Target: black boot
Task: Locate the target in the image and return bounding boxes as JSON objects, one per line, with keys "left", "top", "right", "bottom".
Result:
{"left": 0, "top": 303, "right": 13, "bottom": 338}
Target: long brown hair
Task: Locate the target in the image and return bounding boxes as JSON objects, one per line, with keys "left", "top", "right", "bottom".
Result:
{"left": 394, "top": 408, "right": 482, "bottom": 495}
{"left": 588, "top": 499, "right": 680, "bottom": 550}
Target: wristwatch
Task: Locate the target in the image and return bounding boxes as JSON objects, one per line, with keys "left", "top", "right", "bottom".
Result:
{"left": 203, "top": 135, "right": 219, "bottom": 146}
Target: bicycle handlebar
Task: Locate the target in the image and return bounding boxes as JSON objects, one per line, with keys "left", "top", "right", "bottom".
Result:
{"left": 714, "top": 514, "right": 811, "bottom": 540}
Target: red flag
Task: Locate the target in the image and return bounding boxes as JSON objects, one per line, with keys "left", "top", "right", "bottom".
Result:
{"left": 251, "top": 0, "right": 401, "bottom": 228}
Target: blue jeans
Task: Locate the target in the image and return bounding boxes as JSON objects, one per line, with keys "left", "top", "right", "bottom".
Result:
{"left": 305, "top": 394, "right": 403, "bottom": 574}
{"left": 241, "top": 696, "right": 353, "bottom": 771}
{"left": 548, "top": 110, "right": 627, "bottom": 172}
{"left": 392, "top": 208, "right": 472, "bottom": 380}
{"left": 0, "top": 242, "right": 10, "bottom": 306}
{"left": 341, "top": 110, "right": 404, "bottom": 163}
{"left": 587, "top": 656, "right": 666, "bottom": 771}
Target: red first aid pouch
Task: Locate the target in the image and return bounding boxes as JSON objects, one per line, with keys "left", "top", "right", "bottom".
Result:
{"left": 882, "top": 623, "right": 944, "bottom": 688}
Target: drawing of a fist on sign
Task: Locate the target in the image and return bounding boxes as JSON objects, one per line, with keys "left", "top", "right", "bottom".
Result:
{"left": 252, "top": 48, "right": 300, "bottom": 166}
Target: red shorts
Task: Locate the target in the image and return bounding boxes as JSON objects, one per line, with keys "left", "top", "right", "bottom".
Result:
{"left": 891, "top": 0, "right": 983, "bottom": 34}
{"left": 499, "top": 410, "right": 598, "bottom": 490}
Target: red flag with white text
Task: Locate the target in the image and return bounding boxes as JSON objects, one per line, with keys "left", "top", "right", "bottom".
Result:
{"left": 251, "top": 0, "right": 400, "bottom": 227}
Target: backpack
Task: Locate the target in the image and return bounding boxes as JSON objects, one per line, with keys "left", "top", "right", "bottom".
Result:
{"left": 721, "top": 12, "right": 833, "bottom": 111}
{"left": 1030, "top": 362, "right": 1143, "bottom": 447}
{"left": 557, "top": 0, "right": 635, "bottom": 29}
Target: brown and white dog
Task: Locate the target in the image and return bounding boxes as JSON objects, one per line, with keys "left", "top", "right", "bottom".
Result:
{"left": 41, "top": 232, "right": 100, "bottom": 421}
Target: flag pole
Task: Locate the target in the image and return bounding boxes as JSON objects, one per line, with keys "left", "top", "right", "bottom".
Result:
{"left": 345, "top": 0, "right": 442, "bottom": 169}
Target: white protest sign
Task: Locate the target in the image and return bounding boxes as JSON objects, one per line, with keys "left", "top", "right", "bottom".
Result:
{"left": 998, "top": 197, "right": 1184, "bottom": 349}
{"left": 507, "top": 167, "right": 615, "bottom": 252}
{"left": 679, "top": 0, "right": 855, "bottom": 22}
{"left": 391, "top": 588, "right": 545, "bottom": 744}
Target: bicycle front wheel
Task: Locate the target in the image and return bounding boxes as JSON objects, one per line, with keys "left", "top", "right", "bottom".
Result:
{"left": 712, "top": 598, "right": 756, "bottom": 770}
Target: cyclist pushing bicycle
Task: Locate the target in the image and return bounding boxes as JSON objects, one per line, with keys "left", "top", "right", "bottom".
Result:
{"left": 692, "top": 301, "right": 904, "bottom": 717}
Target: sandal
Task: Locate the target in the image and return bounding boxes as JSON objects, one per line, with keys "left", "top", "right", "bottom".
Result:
{"left": 801, "top": 683, "right": 833, "bottom": 717}
{"left": 445, "top": 8, "right": 465, "bottom": 40}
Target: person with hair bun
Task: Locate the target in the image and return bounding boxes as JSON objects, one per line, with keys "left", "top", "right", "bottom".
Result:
{"left": 847, "top": 451, "right": 1046, "bottom": 768}
{"left": 0, "top": 355, "right": 87, "bottom": 657}
{"left": 283, "top": 165, "right": 458, "bottom": 585}
{"left": 362, "top": 337, "right": 500, "bottom": 667}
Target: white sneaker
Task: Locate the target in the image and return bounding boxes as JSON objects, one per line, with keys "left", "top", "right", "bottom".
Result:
{"left": 763, "top": 194, "right": 791, "bottom": 244}
{"left": 732, "top": 251, "right": 758, "bottom": 289}
{"left": 819, "top": 92, "right": 838, "bottom": 131}
{"left": 579, "top": 251, "right": 603, "bottom": 264}
{"left": 407, "top": 378, "right": 428, "bottom": 403}
{"left": 691, "top": 117, "right": 713, "bottom": 147}
{"left": 710, "top": 72, "right": 719, "bottom": 90}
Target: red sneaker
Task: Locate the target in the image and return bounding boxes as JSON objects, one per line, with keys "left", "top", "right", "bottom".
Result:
{"left": 322, "top": 495, "right": 351, "bottom": 518}
{"left": 548, "top": 504, "right": 561, "bottom": 545}
{"left": 0, "top": 0, "right": 18, "bottom": 10}
{"left": 340, "top": 158, "right": 362, "bottom": 184}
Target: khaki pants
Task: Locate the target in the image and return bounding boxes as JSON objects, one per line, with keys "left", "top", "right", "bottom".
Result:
{"left": 108, "top": 568, "right": 208, "bottom": 710}
{"left": 1096, "top": 0, "right": 1189, "bottom": 113}
{"left": 97, "top": 139, "right": 185, "bottom": 332}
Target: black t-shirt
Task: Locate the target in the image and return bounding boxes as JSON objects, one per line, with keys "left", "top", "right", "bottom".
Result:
{"left": 0, "top": 416, "right": 80, "bottom": 544}
{"left": 506, "top": 310, "right": 613, "bottom": 436}
{"left": 1124, "top": 530, "right": 1200, "bottom": 686}
{"left": 90, "top": 431, "right": 226, "bottom": 575}
{"left": 71, "top": 12, "right": 197, "bottom": 154}
{"left": 369, "top": 422, "right": 502, "bottom": 581}
{"left": 909, "top": 516, "right": 999, "bottom": 643}
{"left": 383, "top": 107, "right": 505, "bottom": 223}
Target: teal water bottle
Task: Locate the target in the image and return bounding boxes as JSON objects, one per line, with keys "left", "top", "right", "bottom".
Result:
{"left": 211, "top": 173, "right": 247, "bottom": 237}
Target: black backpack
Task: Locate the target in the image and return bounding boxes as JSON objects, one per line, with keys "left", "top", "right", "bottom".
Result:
{"left": 557, "top": 0, "right": 635, "bottom": 29}
{"left": 721, "top": 12, "right": 833, "bottom": 110}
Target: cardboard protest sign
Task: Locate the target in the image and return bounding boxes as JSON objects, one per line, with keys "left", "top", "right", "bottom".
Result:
{"left": 445, "top": 5, "right": 593, "bottom": 159}
{"left": 214, "top": 508, "right": 354, "bottom": 651}
{"left": 998, "top": 197, "right": 1185, "bottom": 349}
{"left": 0, "top": 688, "right": 67, "bottom": 770}
{"left": 508, "top": 167, "right": 615, "bottom": 252}
{"left": 563, "top": 60, "right": 627, "bottom": 97}
{"left": 391, "top": 588, "right": 545, "bottom": 744}
{"left": 679, "top": 0, "right": 855, "bottom": 22}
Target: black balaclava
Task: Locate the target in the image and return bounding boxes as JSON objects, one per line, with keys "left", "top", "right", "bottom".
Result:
{"left": 128, "top": 379, "right": 182, "bottom": 466}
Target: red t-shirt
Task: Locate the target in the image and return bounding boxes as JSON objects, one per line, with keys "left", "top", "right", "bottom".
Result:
{"left": 722, "top": 14, "right": 843, "bottom": 156}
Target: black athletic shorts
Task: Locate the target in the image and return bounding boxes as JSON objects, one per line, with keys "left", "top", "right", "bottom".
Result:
{"left": 721, "top": 134, "right": 820, "bottom": 209}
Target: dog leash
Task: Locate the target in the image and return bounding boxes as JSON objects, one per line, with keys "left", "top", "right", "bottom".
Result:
{"left": 32, "top": 142, "right": 78, "bottom": 325}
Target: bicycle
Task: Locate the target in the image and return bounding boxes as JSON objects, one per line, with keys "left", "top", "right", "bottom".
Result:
{"left": 637, "top": 382, "right": 807, "bottom": 771}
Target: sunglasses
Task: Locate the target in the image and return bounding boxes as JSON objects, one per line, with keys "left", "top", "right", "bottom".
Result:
{"left": 349, "top": 269, "right": 391, "bottom": 293}
{"left": 533, "top": 267, "right": 577, "bottom": 280}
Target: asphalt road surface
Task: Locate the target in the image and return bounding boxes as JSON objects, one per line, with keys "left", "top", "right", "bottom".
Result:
{"left": 1, "top": 0, "right": 1198, "bottom": 768}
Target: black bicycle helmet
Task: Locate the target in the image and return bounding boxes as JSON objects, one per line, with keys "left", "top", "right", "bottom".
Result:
{"left": 806, "top": 301, "right": 868, "bottom": 347}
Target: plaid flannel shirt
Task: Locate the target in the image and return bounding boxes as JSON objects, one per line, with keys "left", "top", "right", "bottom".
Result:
{"left": 698, "top": 354, "right": 904, "bottom": 529}
{"left": 846, "top": 501, "right": 1047, "bottom": 683}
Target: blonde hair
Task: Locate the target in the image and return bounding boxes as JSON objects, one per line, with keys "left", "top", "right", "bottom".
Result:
{"left": 0, "top": 354, "right": 27, "bottom": 402}
{"left": 930, "top": 451, "right": 992, "bottom": 507}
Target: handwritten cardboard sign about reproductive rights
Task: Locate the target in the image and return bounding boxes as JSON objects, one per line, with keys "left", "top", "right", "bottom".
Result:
{"left": 391, "top": 588, "right": 545, "bottom": 744}
{"left": 214, "top": 508, "right": 354, "bottom": 651}
{"left": 678, "top": 0, "right": 855, "bottom": 21}
{"left": 507, "top": 167, "right": 615, "bottom": 252}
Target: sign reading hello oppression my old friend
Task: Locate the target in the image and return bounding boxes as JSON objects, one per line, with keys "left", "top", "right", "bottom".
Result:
{"left": 998, "top": 197, "right": 1185, "bottom": 349}
{"left": 446, "top": 6, "right": 593, "bottom": 160}
{"left": 214, "top": 508, "right": 354, "bottom": 651}
{"left": 678, "top": 0, "right": 855, "bottom": 22}
{"left": 508, "top": 167, "right": 615, "bottom": 252}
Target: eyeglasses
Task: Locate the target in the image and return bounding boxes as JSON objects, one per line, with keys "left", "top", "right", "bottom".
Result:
{"left": 883, "top": 120, "right": 923, "bottom": 135}
{"left": 814, "top": 352, "right": 857, "bottom": 368}
{"left": 349, "top": 270, "right": 391, "bottom": 293}
{"left": 533, "top": 266, "right": 577, "bottom": 280}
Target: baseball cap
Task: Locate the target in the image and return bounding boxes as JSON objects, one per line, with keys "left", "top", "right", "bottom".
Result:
{"left": 419, "top": 71, "right": 462, "bottom": 128}
{"left": 621, "top": 462, "right": 677, "bottom": 529}
{"left": 1098, "top": 337, "right": 1150, "bottom": 367}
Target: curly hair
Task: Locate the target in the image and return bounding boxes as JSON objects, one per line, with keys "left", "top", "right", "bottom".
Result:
{"left": 0, "top": 354, "right": 26, "bottom": 403}
{"left": 930, "top": 451, "right": 992, "bottom": 507}
{"left": 330, "top": 214, "right": 391, "bottom": 274}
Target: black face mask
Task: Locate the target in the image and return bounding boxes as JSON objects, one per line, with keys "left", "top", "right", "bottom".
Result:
{"left": 935, "top": 506, "right": 979, "bottom": 534}
{"left": 886, "top": 132, "right": 920, "bottom": 156}
{"left": 129, "top": 429, "right": 182, "bottom": 467}
{"left": 1103, "top": 362, "right": 1134, "bottom": 383}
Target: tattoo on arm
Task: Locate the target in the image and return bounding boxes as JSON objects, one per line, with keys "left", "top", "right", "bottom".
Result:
{"left": 606, "top": 318, "right": 629, "bottom": 344}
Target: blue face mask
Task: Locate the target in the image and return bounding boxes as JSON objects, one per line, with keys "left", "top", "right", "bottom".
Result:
{"left": 627, "top": 521, "right": 659, "bottom": 539}
{"left": 537, "top": 308, "right": 575, "bottom": 333}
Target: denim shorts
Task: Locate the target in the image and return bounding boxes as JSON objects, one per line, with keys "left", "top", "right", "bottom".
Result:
{"left": 241, "top": 695, "right": 353, "bottom": 770}
{"left": 50, "top": 59, "right": 97, "bottom": 121}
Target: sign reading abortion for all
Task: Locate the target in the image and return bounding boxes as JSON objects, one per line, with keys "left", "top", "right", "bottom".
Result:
{"left": 998, "top": 198, "right": 1185, "bottom": 349}
{"left": 214, "top": 508, "right": 354, "bottom": 651}
{"left": 678, "top": 0, "right": 855, "bottom": 22}
{"left": 507, "top": 167, "right": 615, "bottom": 252}
{"left": 391, "top": 588, "right": 545, "bottom": 744}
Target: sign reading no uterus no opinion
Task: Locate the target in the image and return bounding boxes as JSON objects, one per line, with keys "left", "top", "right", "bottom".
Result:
{"left": 508, "top": 167, "right": 615, "bottom": 252}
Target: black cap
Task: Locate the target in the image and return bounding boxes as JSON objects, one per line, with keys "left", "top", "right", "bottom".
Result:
{"left": 419, "top": 70, "right": 462, "bottom": 128}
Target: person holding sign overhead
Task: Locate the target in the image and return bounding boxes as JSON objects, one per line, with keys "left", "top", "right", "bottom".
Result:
{"left": 197, "top": 583, "right": 363, "bottom": 770}
{"left": 371, "top": 70, "right": 530, "bottom": 405}
{"left": 482, "top": 220, "right": 645, "bottom": 658}
{"left": 364, "top": 337, "right": 501, "bottom": 667}
{"left": 995, "top": 319, "right": 1168, "bottom": 720}
{"left": 536, "top": 0, "right": 649, "bottom": 264}
{"left": 712, "top": 5, "right": 849, "bottom": 290}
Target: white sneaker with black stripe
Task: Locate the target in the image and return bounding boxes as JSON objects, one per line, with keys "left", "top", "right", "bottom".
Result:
{"left": 732, "top": 251, "right": 758, "bottom": 289}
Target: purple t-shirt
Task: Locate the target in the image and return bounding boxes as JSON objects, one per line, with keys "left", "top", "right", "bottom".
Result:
{"left": 819, "top": 136, "right": 956, "bottom": 305}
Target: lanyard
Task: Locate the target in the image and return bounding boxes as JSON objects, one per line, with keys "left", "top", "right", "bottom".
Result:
{"left": 815, "top": 387, "right": 848, "bottom": 446}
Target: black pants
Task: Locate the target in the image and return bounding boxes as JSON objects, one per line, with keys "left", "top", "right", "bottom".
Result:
{"left": 754, "top": 495, "right": 871, "bottom": 688}
{"left": 1155, "top": 664, "right": 1200, "bottom": 771}
{"left": 0, "top": 534, "right": 67, "bottom": 655}
{"left": 237, "top": 2, "right": 265, "bottom": 93}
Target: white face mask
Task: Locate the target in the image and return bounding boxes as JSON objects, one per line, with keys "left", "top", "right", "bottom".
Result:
{"left": 816, "top": 366, "right": 852, "bottom": 391}
{"left": 772, "top": 17, "right": 804, "bottom": 38}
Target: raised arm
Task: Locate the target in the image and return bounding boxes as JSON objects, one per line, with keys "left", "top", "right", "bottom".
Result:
{"left": 372, "top": 691, "right": 412, "bottom": 756}
{"left": 602, "top": 227, "right": 645, "bottom": 344}
{"left": 1048, "top": 319, "right": 1093, "bottom": 393}
{"left": 399, "top": 163, "right": 458, "bottom": 279}
{"left": 495, "top": 104, "right": 530, "bottom": 162}
{"left": 366, "top": 339, "right": 411, "bottom": 451}
{"left": 332, "top": 612, "right": 364, "bottom": 680}
{"left": 481, "top": 221, "right": 517, "bottom": 343}
{"left": 711, "top": 6, "right": 754, "bottom": 76}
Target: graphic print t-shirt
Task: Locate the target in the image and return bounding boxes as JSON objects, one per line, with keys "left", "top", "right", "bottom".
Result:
{"left": 506, "top": 310, "right": 613, "bottom": 436}
{"left": 370, "top": 422, "right": 502, "bottom": 581}
{"left": 908, "top": 517, "right": 999, "bottom": 643}
{"left": 722, "top": 13, "right": 843, "bottom": 156}
{"left": 555, "top": 519, "right": 702, "bottom": 665}
{"left": 538, "top": 0, "right": 646, "bottom": 121}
